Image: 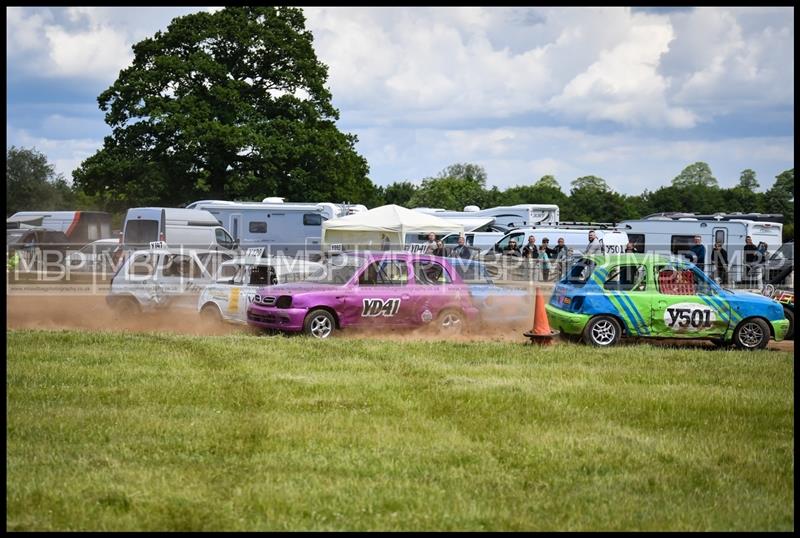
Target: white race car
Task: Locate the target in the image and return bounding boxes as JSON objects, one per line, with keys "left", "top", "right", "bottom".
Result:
{"left": 198, "top": 254, "right": 324, "bottom": 324}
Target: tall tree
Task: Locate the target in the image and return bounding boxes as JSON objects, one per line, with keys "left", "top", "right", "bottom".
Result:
{"left": 671, "top": 162, "right": 718, "bottom": 188}
{"left": 534, "top": 174, "right": 561, "bottom": 190}
{"left": 407, "top": 163, "right": 489, "bottom": 210}
{"left": 6, "top": 146, "right": 75, "bottom": 215}
{"left": 764, "top": 168, "right": 794, "bottom": 241}
{"left": 73, "top": 7, "right": 376, "bottom": 207}
{"left": 381, "top": 181, "right": 418, "bottom": 207}
{"left": 737, "top": 169, "right": 760, "bottom": 191}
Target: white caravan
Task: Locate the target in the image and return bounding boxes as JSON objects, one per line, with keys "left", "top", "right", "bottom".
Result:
{"left": 185, "top": 198, "right": 367, "bottom": 255}
{"left": 413, "top": 204, "right": 560, "bottom": 230}
{"left": 619, "top": 215, "right": 784, "bottom": 284}
{"left": 122, "top": 207, "right": 238, "bottom": 253}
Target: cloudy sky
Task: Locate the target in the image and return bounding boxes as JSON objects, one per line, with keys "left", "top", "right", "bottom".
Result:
{"left": 6, "top": 6, "right": 794, "bottom": 196}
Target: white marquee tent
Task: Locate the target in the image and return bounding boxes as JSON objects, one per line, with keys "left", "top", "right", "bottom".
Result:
{"left": 321, "top": 204, "right": 464, "bottom": 250}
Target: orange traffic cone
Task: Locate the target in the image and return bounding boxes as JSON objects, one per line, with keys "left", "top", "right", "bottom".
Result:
{"left": 523, "top": 287, "right": 559, "bottom": 344}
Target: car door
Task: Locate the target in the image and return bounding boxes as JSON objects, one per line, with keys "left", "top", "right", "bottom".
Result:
{"left": 649, "top": 263, "right": 730, "bottom": 338}
{"left": 600, "top": 263, "right": 651, "bottom": 337}
{"left": 409, "top": 259, "right": 462, "bottom": 325}
{"left": 345, "top": 257, "right": 413, "bottom": 327}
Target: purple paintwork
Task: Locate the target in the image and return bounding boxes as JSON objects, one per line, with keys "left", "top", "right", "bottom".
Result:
{"left": 246, "top": 252, "right": 481, "bottom": 336}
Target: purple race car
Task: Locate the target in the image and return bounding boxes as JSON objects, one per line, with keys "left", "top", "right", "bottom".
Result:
{"left": 247, "top": 251, "right": 488, "bottom": 338}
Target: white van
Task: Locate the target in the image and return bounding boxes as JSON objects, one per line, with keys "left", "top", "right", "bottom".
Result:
{"left": 489, "top": 227, "right": 630, "bottom": 257}
{"left": 122, "top": 207, "right": 238, "bottom": 253}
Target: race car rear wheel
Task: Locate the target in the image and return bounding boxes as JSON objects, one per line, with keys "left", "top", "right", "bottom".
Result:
{"left": 733, "top": 318, "right": 770, "bottom": 350}
{"left": 304, "top": 309, "right": 336, "bottom": 339}
{"left": 783, "top": 306, "right": 794, "bottom": 340}
{"left": 437, "top": 309, "right": 465, "bottom": 335}
{"left": 583, "top": 315, "right": 621, "bottom": 347}
{"left": 200, "top": 304, "right": 223, "bottom": 324}
{"left": 112, "top": 296, "right": 140, "bottom": 318}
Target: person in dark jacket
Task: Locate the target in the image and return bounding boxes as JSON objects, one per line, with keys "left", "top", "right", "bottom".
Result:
{"left": 521, "top": 235, "right": 539, "bottom": 259}
{"left": 542, "top": 237, "right": 557, "bottom": 258}
{"left": 503, "top": 239, "right": 521, "bottom": 257}
{"left": 712, "top": 241, "right": 729, "bottom": 285}
{"left": 743, "top": 235, "right": 758, "bottom": 278}
{"left": 687, "top": 235, "right": 706, "bottom": 272}
{"left": 432, "top": 240, "right": 446, "bottom": 257}
{"left": 450, "top": 235, "right": 472, "bottom": 260}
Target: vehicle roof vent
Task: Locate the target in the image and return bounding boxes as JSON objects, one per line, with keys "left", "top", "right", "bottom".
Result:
{"left": 262, "top": 197, "right": 285, "bottom": 203}
{"left": 463, "top": 205, "right": 480, "bottom": 212}
{"left": 678, "top": 217, "right": 698, "bottom": 221}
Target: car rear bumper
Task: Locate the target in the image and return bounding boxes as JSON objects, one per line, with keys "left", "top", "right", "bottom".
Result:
{"left": 545, "top": 304, "right": 590, "bottom": 335}
{"left": 246, "top": 305, "right": 306, "bottom": 332}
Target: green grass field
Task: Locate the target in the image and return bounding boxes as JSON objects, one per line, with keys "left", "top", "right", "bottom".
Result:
{"left": 6, "top": 329, "right": 794, "bottom": 531}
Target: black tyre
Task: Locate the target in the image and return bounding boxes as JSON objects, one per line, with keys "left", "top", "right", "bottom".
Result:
{"left": 733, "top": 318, "right": 771, "bottom": 350}
{"left": 583, "top": 315, "right": 622, "bottom": 347}
{"left": 112, "top": 296, "right": 140, "bottom": 318}
{"left": 303, "top": 309, "right": 336, "bottom": 339}
{"left": 783, "top": 307, "right": 794, "bottom": 340}
{"left": 200, "top": 304, "right": 223, "bottom": 324}
{"left": 437, "top": 309, "right": 466, "bottom": 335}
{"left": 710, "top": 338, "right": 731, "bottom": 349}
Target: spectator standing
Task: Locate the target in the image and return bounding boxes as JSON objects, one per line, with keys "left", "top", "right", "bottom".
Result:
{"left": 432, "top": 240, "right": 446, "bottom": 257}
{"left": 503, "top": 239, "right": 521, "bottom": 257}
{"left": 424, "top": 232, "right": 437, "bottom": 254}
{"left": 585, "top": 230, "right": 605, "bottom": 255}
{"left": 743, "top": 235, "right": 758, "bottom": 280}
{"left": 552, "top": 237, "right": 567, "bottom": 258}
{"left": 542, "top": 238, "right": 556, "bottom": 258}
{"left": 521, "top": 236, "right": 539, "bottom": 259}
{"left": 451, "top": 235, "right": 472, "bottom": 260}
{"left": 687, "top": 235, "right": 707, "bottom": 273}
{"left": 554, "top": 238, "right": 568, "bottom": 280}
{"left": 539, "top": 244, "right": 551, "bottom": 281}
{"left": 625, "top": 241, "right": 637, "bottom": 253}
{"left": 712, "top": 241, "right": 729, "bottom": 285}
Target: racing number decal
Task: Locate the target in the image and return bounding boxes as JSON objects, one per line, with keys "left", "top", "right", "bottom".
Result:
{"left": 605, "top": 245, "right": 624, "bottom": 254}
{"left": 362, "top": 298, "right": 401, "bottom": 317}
{"left": 663, "top": 302, "right": 716, "bottom": 331}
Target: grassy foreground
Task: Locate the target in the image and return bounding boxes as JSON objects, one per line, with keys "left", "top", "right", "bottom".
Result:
{"left": 6, "top": 329, "right": 794, "bottom": 531}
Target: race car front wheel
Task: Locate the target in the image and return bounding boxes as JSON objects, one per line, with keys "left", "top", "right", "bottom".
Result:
{"left": 733, "top": 318, "right": 770, "bottom": 350}
{"left": 437, "top": 309, "right": 465, "bottom": 335}
{"left": 200, "top": 304, "right": 223, "bottom": 324}
{"left": 304, "top": 309, "right": 336, "bottom": 339}
{"left": 112, "top": 297, "right": 140, "bottom": 318}
{"left": 583, "top": 315, "right": 621, "bottom": 347}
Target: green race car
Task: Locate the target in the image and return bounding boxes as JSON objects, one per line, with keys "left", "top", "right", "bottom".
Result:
{"left": 546, "top": 254, "right": 790, "bottom": 349}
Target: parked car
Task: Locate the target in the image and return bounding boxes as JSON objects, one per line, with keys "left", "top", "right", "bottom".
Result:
{"left": 198, "top": 255, "right": 325, "bottom": 324}
{"left": 546, "top": 253, "right": 789, "bottom": 349}
{"left": 6, "top": 227, "right": 73, "bottom": 270}
{"left": 66, "top": 238, "right": 121, "bottom": 273}
{"left": 107, "top": 245, "right": 234, "bottom": 315}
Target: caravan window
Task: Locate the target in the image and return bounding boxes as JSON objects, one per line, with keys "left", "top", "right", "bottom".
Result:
{"left": 249, "top": 221, "right": 267, "bottom": 233}
{"left": 303, "top": 214, "right": 323, "bottom": 226}
{"left": 670, "top": 235, "right": 696, "bottom": 258}
{"left": 125, "top": 220, "right": 159, "bottom": 244}
{"left": 627, "top": 233, "right": 645, "bottom": 253}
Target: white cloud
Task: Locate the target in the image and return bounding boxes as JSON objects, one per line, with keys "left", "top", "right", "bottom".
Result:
{"left": 7, "top": 127, "right": 102, "bottom": 184}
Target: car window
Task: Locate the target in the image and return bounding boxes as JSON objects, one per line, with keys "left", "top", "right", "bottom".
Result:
{"left": 249, "top": 265, "right": 277, "bottom": 286}
{"left": 216, "top": 263, "right": 240, "bottom": 283}
{"left": 129, "top": 254, "right": 156, "bottom": 277}
{"left": 604, "top": 265, "right": 647, "bottom": 292}
{"left": 162, "top": 255, "right": 202, "bottom": 279}
{"left": 413, "top": 261, "right": 452, "bottom": 285}
{"left": 359, "top": 260, "right": 408, "bottom": 286}
{"left": 496, "top": 232, "right": 525, "bottom": 251}
{"left": 565, "top": 258, "right": 595, "bottom": 285}
{"left": 655, "top": 265, "right": 697, "bottom": 295}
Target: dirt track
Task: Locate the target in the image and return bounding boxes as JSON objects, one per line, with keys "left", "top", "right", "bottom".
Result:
{"left": 5, "top": 294, "right": 794, "bottom": 351}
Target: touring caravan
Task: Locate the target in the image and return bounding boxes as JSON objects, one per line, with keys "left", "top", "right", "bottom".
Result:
{"left": 7, "top": 211, "right": 112, "bottom": 245}
{"left": 185, "top": 199, "right": 367, "bottom": 255}
{"left": 619, "top": 215, "right": 783, "bottom": 285}
{"left": 122, "top": 207, "right": 238, "bottom": 253}
{"left": 413, "top": 204, "right": 560, "bottom": 230}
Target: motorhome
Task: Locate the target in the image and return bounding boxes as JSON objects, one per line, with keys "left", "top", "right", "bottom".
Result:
{"left": 185, "top": 198, "right": 368, "bottom": 255}
{"left": 619, "top": 215, "right": 784, "bottom": 285}
{"left": 7, "top": 211, "right": 112, "bottom": 244}
{"left": 122, "top": 207, "right": 238, "bottom": 253}
{"left": 413, "top": 204, "right": 560, "bottom": 230}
